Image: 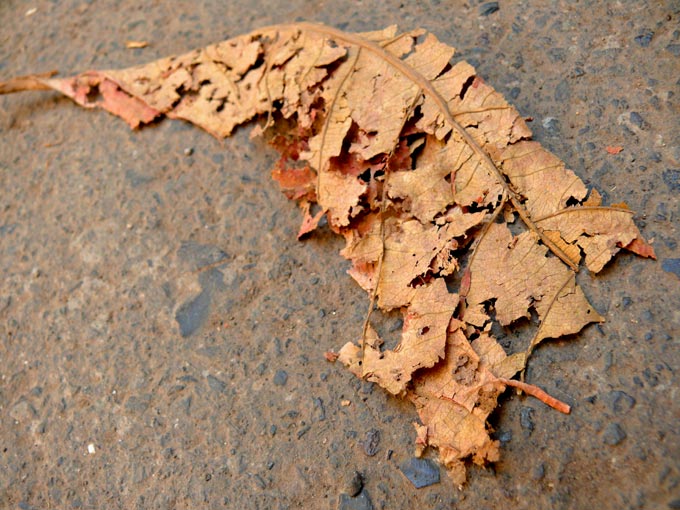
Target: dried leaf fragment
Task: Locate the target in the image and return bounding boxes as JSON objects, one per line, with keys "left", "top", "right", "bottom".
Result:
{"left": 338, "top": 279, "right": 458, "bottom": 395}
{"left": 464, "top": 223, "right": 603, "bottom": 339}
{"left": 125, "top": 40, "right": 149, "bottom": 49}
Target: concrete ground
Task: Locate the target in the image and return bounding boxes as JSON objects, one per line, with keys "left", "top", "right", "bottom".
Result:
{"left": 1, "top": 1, "right": 679, "bottom": 508}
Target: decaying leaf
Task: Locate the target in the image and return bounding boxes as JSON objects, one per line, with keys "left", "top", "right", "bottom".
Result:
{"left": 338, "top": 278, "right": 458, "bottom": 395}
{"left": 0, "top": 22, "right": 655, "bottom": 485}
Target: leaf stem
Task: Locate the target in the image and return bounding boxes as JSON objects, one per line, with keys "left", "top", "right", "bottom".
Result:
{"left": 498, "top": 378, "right": 571, "bottom": 414}
{"left": 533, "top": 205, "right": 635, "bottom": 223}
{"left": 0, "top": 71, "right": 57, "bottom": 94}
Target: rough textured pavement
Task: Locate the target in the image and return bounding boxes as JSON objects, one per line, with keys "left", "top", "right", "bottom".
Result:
{"left": 1, "top": 1, "right": 679, "bottom": 509}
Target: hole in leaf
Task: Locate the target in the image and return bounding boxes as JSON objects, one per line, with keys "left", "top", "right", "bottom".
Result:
{"left": 459, "top": 74, "right": 476, "bottom": 101}
{"left": 85, "top": 86, "right": 102, "bottom": 104}
{"left": 359, "top": 168, "right": 372, "bottom": 182}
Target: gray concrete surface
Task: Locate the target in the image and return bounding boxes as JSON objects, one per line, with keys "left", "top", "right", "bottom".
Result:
{"left": 1, "top": 1, "right": 679, "bottom": 509}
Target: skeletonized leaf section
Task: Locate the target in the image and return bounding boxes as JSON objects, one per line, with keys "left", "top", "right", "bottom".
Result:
{"left": 338, "top": 278, "right": 457, "bottom": 395}
{"left": 405, "top": 329, "right": 525, "bottom": 485}
{"left": 341, "top": 210, "right": 485, "bottom": 311}
{"left": 43, "top": 27, "right": 346, "bottom": 137}
{"left": 464, "top": 222, "right": 604, "bottom": 348}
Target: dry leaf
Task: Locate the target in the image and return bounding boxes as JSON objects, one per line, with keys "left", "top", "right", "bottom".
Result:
{"left": 0, "top": 22, "right": 655, "bottom": 485}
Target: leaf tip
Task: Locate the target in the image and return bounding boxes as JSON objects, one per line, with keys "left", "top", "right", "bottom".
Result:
{"left": 623, "top": 237, "right": 656, "bottom": 260}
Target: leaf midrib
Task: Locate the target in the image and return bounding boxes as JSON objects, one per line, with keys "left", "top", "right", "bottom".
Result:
{"left": 254, "top": 22, "right": 579, "bottom": 271}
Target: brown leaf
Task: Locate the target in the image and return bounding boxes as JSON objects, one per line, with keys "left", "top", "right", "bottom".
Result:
{"left": 0, "top": 22, "right": 654, "bottom": 485}
{"left": 271, "top": 166, "right": 316, "bottom": 200}
{"left": 324, "top": 351, "right": 339, "bottom": 362}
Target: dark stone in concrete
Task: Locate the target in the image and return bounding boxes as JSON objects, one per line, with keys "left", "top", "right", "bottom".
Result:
{"left": 399, "top": 458, "right": 441, "bottom": 488}
{"left": 607, "top": 391, "right": 636, "bottom": 414}
{"left": 273, "top": 369, "right": 288, "bottom": 386}
{"left": 175, "top": 289, "right": 211, "bottom": 337}
{"left": 479, "top": 2, "right": 499, "bottom": 16}
{"left": 363, "top": 429, "right": 380, "bottom": 457}
{"left": 342, "top": 471, "right": 364, "bottom": 497}
{"left": 603, "top": 423, "right": 627, "bottom": 446}
{"left": 662, "top": 258, "right": 680, "bottom": 279}
{"left": 338, "top": 489, "right": 374, "bottom": 510}
{"left": 520, "top": 407, "right": 535, "bottom": 433}
{"left": 634, "top": 30, "right": 653, "bottom": 47}
{"left": 663, "top": 169, "right": 680, "bottom": 191}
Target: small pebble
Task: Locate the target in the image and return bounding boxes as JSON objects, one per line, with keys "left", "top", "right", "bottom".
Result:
{"left": 207, "top": 375, "right": 226, "bottom": 394}
{"left": 497, "top": 430, "right": 512, "bottom": 445}
{"left": 479, "top": 2, "right": 499, "bottom": 16}
{"left": 338, "top": 490, "right": 374, "bottom": 510}
{"left": 666, "top": 44, "right": 680, "bottom": 57}
{"left": 661, "top": 168, "right": 680, "bottom": 191}
{"left": 629, "top": 111, "right": 645, "bottom": 129}
{"left": 313, "top": 397, "right": 326, "bottom": 421}
{"left": 343, "top": 471, "right": 364, "bottom": 497}
{"left": 532, "top": 463, "right": 546, "bottom": 480}
{"left": 662, "top": 258, "right": 680, "bottom": 278}
{"left": 541, "top": 117, "right": 560, "bottom": 134}
{"left": 297, "top": 425, "right": 311, "bottom": 439}
{"left": 399, "top": 458, "right": 440, "bottom": 488}
{"left": 608, "top": 390, "right": 636, "bottom": 414}
{"left": 643, "top": 367, "right": 660, "bottom": 387}
{"left": 363, "top": 429, "right": 380, "bottom": 457}
{"left": 175, "top": 289, "right": 211, "bottom": 337}
{"left": 634, "top": 30, "right": 653, "bottom": 47}
{"left": 603, "top": 423, "right": 627, "bottom": 446}
{"left": 273, "top": 369, "right": 288, "bottom": 386}
{"left": 520, "top": 407, "right": 535, "bottom": 433}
